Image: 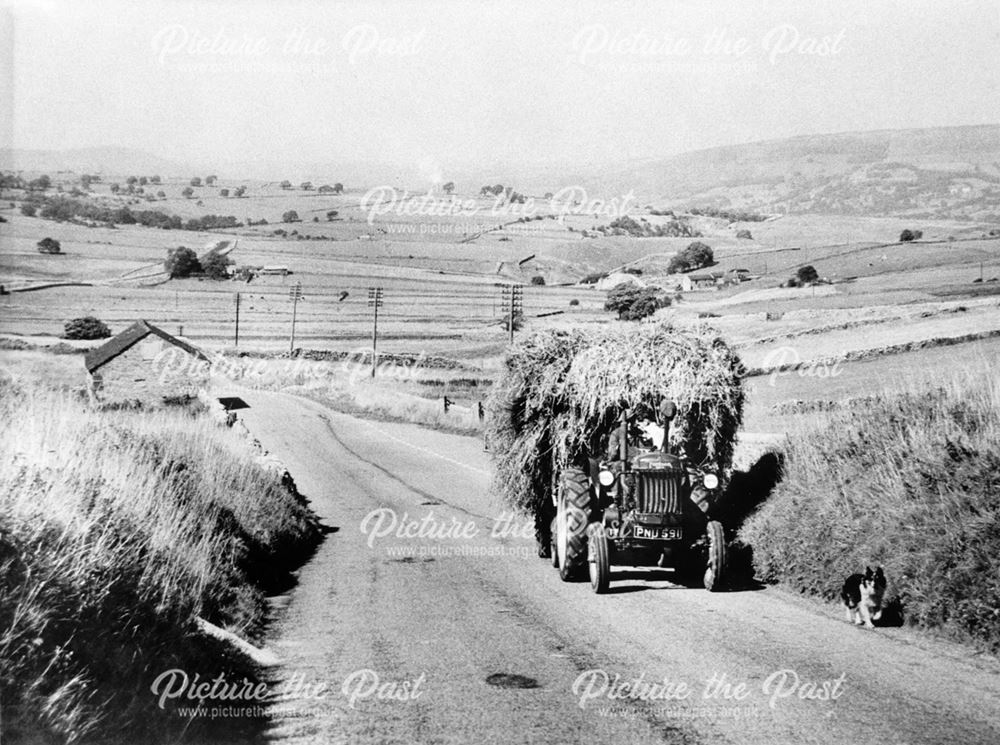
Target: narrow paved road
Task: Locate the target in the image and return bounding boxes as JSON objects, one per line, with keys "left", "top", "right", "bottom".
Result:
{"left": 229, "top": 389, "right": 1000, "bottom": 745}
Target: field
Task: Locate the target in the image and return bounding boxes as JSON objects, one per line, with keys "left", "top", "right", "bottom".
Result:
{"left": 3, "top": 177, "right": 1000, "bottom": 431}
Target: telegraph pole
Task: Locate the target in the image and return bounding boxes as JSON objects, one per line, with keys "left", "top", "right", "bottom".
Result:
{"left": 368, "top": 286, "right": 383, "bottom": 378}
{"left": 234, "top": 291, "right": 241, "bottom": 348}
{"left": 500, "top": 284, "right": 523, "bottom": 344}
{"left": 289, "top": 282, "right": 303, "bottom": 353}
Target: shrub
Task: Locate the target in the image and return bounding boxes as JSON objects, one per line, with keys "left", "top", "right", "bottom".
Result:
{"left": 37, "top": 237, "right": 61, "bottom": 254}
{"left": 63, "top": 316, "right": 111, "bottom": 339}
{"left": 20, "top": 203, "right": 36, "bottom": 217}
{"left": 740, "top": 376, "right": 1000, "bottom": 650}
{"left": 796, "top": 265, "right": 819, "bottom": 284}
{"left": 165, "top": 246, "right": 201, "bottom": 278}
{"left": 181, "top": 187, "right": 194, "bottom": 199}
{"left": 736, "top": 229, "right": 752, "bottom": 239}
{"left": 219, "top": 188, "right": 229, "bottom": 197}
{"left": 190, "top": 177, "right": 202, "bottom": 187}
{"left": 530, "top": 275, "right": 546, "bottom": 286}
{"left": 900, "top": 229, "right": 923, "bottom": 242}
{"left": 569, "top": 298, "right": 580, "bottom": 306}
{"left": 282, "top": 210, "right": 300, "bottom": 223}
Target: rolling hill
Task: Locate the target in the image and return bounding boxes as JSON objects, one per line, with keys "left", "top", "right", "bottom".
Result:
{"left": 577, "top": 124, "right": 1000, "bottom": 221}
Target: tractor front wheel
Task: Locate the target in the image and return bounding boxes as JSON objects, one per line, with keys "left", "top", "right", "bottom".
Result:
{"left": 550, "top": 517, "right": 559, "bottom": 568}
{"left": 703, "top": 520, "right": 727, "bottom": 591}
{"left": 587, "top": 523, "right": 611, "bottom": 594}
{"left": 556, "top": 468, "right": 590, "bottom": 581}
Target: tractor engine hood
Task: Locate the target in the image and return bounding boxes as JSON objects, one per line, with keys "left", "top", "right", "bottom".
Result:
{"left": 630, "top": 451, "right": 684, "bottom": 471}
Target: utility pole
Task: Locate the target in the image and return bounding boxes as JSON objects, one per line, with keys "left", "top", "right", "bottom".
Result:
{"left": 289, "top": 282, "right": 303, "bottom": 353}
{"left": 368, "top": 286, "right": 383, "bottom": 378}
{"left": 500, "top": 284, "right": 523, "bottom": 344}
{"left": 234, "top": 291, "right": 241, "bottom": 348}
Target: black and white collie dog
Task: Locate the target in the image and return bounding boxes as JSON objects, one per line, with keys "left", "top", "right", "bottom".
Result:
{"left": 840, "top": 567, "right": 887, "bottom": 628}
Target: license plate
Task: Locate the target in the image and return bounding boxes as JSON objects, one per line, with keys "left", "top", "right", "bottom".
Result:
{"left": 633, "top": 525, "right": 681, "bottom": 541}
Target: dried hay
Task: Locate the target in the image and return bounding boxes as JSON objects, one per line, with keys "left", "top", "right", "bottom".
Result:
{"left": 485, "top": 323, "right": 744, "bottom": 520}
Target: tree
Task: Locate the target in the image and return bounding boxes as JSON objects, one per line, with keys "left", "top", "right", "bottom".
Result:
{"left": 28, "top": 175, "right": 51, "bottom": 191}
{"left": 220, "top": 188, "right": 230, "bottom": 197}
{"left": 109, "top": 183, "right": 120, "bottom": 194}
{"left": 64, "top": 316, "right": 111, "bottom": 340}
{"left": 234, "top": 185, "right": 247, "bottom": 198}
{"left": 326, "top": 210, "right": 339, "bottom": 221}
{"left": 318, "top": 184, "right": 334, "bottom": 193}
{"left": 156, "top": 190, "right": 166, "bottom": 198}
{"left": 150, "top": 175, "right": 162, "bottom": 184}
{"left": 20, "top": 203, "right": 37, "bottom": 217}
{"left": 796, "top": 265, "right": 819, "bottom": 284}
{"left": 181, "top": 186, "right": 194, "bottom": 198}
{"left": 300, "top": 181, "right": 313, "bottom": 191}
{"left": 604, "top": 283, "right": 670, "bottom": 320}
{"left": 899, "top": 229, "right": 923, "bottom": 242}
{"left": 205, "top": 175, "right": 217, "bottom": 186}
{"left": 736, "top": 229, "right": 752, "bottom": 239}
{"left": 139, "top": 176, "right": 148, "bottom": 186}
{"left": 165, "top": 246, "right": 201, "bottom": 278}
{"left": 190, "top": 176, "right": 202, "bottom": 187}
{"left": 686, "top": 241, "right": 714, "bottom": 267}
{"left": 332, "top": 183, "right": 343, "bottom": 194}
{"left": 668, "top": 241, "right": 714, "bottom": 274}
{"left": 280, "top": 180, "right": 292, "bottom": 190}
{"left": 37, "top": 237, "right": 61, "bottom": 254}
{"left": 442, "top": 181, "right": 455, "bottom": 195}
{"left": 126, "top": 176, "right": 138, "bottom": 185}
{"left": 202, "top": 251, "right": 232, "bottom": 280}
{"left": 530, "top": 275, "right": 546, "bottom": 285}
{"left": 282, "top": 210, "right": 300, "bottom": 223}
{"left": 80, "top": 174, "right": 95, "bottom": 189}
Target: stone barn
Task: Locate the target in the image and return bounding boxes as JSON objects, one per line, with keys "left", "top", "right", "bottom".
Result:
{"left": 85, "top": 320, "right": 210, "bottom": 403}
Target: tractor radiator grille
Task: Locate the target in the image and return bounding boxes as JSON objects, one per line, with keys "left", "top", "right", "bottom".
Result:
{"left": 637, "top": 472, "right": 682, "bottom": 514}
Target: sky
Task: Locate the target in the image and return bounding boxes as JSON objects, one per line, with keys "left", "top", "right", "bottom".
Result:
{"left": 2, "top": 0, "right": 999, "bottom": 179}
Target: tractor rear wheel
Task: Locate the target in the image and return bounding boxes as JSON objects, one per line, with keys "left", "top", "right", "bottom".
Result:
{"left": 587, "top": 522, "right": 611, "bottom": 594}
{"left": 703, "top": 520, "right": 727, "bottom": 591}
{"left": 556, "top": 468, "right": 590, "bottom": 581}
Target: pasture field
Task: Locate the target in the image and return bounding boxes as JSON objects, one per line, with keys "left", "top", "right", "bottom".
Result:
{"left": 2, "top": 181, "right": 999, "bottom": 437}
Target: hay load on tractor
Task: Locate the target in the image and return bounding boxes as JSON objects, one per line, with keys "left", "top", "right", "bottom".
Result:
{"left": 485, "top": 323, "right": 745, "bottom": 593}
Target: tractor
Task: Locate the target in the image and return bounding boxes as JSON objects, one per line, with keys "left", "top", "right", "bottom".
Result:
{"left": 550, "top": 399, "right": 727, "bottom": 593}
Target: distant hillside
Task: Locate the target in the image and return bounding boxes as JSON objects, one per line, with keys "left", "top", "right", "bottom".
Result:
{"left": 0, "top": 147, "right": 191, "bottom": 179}
{"left": 583, "top": 125, "right": 1000, "bottom": 221}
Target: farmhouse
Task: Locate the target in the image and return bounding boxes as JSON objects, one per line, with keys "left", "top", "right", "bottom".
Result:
{"left": 85, "top": 320, "right": 210, "bottom": 403}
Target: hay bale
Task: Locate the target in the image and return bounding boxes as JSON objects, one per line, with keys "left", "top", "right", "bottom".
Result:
{"left": 485, "top": 323, "right": 744, "bottom": 533}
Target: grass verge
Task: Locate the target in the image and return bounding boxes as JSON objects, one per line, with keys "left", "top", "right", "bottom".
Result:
{"left": 740, "top": 373, "right": 1000, "bottom": 650}
{"left": 0, "top": 382, "right": 320, "bottom": 743}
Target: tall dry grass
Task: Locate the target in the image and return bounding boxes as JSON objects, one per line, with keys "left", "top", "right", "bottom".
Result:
{"left": 740, "top": 371, "right": 1000, "bottom": 650}
{"left": 0, "top": 382, "right": 319, "bottom": 743}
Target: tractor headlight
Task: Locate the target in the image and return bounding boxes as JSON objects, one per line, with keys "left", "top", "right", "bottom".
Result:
{"left": 703, "top": 473, "right": 719, "bottom": 490}
{"left": 598, "top": 470, "right": 616, "bottom": 487}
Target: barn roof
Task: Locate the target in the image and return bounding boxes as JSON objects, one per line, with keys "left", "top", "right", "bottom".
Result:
{"left": 84, "top": 320, "right": 209, "bottom": 373}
